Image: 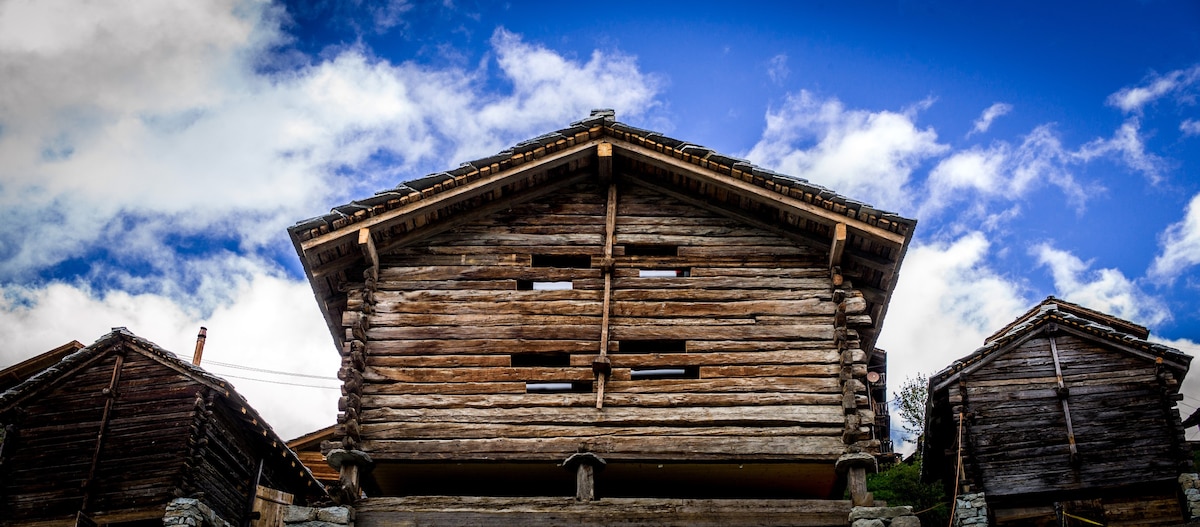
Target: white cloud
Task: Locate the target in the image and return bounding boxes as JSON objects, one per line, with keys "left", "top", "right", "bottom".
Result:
{"left": 968, "top": 102, "right": 1012, "bottom": 137}
{"left": 0, "top": 257, "right": 339, "bottom": 440}
{"left": 1182, "top": 119, "right": 1200, "bottom": 137}
{"left": 1149, "top": 193, "right": 1200, "bottom": 284}
{"left": 0, "top": 2, "right": 660, "bottom": 281}
{"left": 878, "top": 232, "right": 1028, "bottom": 451}
{"left": 767, "top": 54, "right": 789, "bottom": 85}
{"left": 1107, "top": 64, "right": 1200, "bottom": 113}
{"left": 1034, "top": 243, "right": 1170, "bottom": 327}
{"left": 745, "top": 91, "right": 948, "bottom": 214}
{"left": 0, "top": 2, "right": 662, "bottom": 440}
{"left": 1074, "top": 118, "right": 1164, "bottom": 184}
{"left": 919, "top": 124, "right": 1088, "bottom": 218}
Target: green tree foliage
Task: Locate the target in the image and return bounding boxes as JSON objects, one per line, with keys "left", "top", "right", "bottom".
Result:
{"left": 868, "top": 458, "right": 948, "bottom": 527}
{"left": 895, "top": 373, "right": 929, "bottom": 440}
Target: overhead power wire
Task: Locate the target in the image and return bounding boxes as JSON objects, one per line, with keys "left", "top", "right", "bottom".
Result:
{"left": 202, "top": 359, "right": 338, "bottom": 381}
{"left": 218, "top": 372, "right": 341, "bottom": 390}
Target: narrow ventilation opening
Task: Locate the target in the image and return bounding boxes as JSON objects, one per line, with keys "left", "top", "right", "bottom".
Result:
{"left": 511, "top": 352, "right": 571, "bottom": 367}
{"left": 638, "top": 268, "right": 691, "bottom": 277}
{"left": 618, "top": 340, "right": 687, "bottom": 353}
{"left": 517, "top": 280, "right": 573, "bottom": 290}
{"left": 526, "top": 381, "right": 593, "bottom": 393}
{"left": 624, "top": 245, "right": 679, "bottom": 256}
{"left": 532, "top": 254, "right": 592, "bottom": 268}
{"left": 631, "top": 367, "right": 699, "bottom": 380}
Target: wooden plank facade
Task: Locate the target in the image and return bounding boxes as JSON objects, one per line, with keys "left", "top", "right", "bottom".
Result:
{"left": 923, "top": 297, "right": 1193, "bottom": 526}
{"left": 0, "top": 329, "right": 325, "bottom": 527}
{"left": 289, "top": 110, "right": 916, "bottom": 524}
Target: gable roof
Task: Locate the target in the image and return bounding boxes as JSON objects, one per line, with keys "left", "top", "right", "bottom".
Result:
{"left": 930, "top": 297, "right": 1190, "bottom": 394}
{"left": 289, "top": 110, "right": 918, "bottom": 353}
{"left": 0, "top": 328, "right": 324, "bottom": 495}
{"left": 0, "top": 340, "right": 84, "bottom": 392}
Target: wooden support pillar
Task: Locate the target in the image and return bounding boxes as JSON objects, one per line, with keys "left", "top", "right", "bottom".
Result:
{"left": 836, "top": 453, "right": 876, "bottom": 507}
{"left": 596, "top": 183, "right": 618, "bottom": 409}
{"left": 848, "top": 467, "right": 871, "bottom": 507}
{"left": 327, "top": 448, "right": 373, "bottom": 505}
{"left": 563, "top": 452, "right": 606, "bottom": 501}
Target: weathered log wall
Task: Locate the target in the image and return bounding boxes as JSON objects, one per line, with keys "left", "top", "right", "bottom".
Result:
{"left": 0, "top": 348, "right": 194, "bottom": 524}
{"left": 952, "top": 332, "right": 1189, "bottom": 499}
{"left": 331, "top": 180, "right": 874, "bottom": 496}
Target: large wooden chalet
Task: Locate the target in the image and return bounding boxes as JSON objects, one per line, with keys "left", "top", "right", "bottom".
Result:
{"left": 0, "top": 329, "right": 325, "bottom": 527}
{"left": 923, "top": 297, "right": 1193, "bottom": 526}
{"left": 289, "top": 110, "right": 915, "bottom": 525}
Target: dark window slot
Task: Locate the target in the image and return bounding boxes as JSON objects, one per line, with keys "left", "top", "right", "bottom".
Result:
{"left": 526, "top": 381, "right": 593, "bottom": 393}
{"left": 517, "top": 280, "right": 573, "bottom": 290}
{"left": 532, "top": 254, "right": 592, "bottom": 268}
{"left": 638, "top": 268, "right": 691, "bottom": 277}
{"left": 630, "top": 367, "right": 699, "bottom": 380}
{"left": 511, "top": 352, "right": 571, "bottom": 367}
{"left": 617, "top": 340, "right": 687, "bottom": 353}
{"left": 624, "top": 244, "right": 678, "bottom": 256}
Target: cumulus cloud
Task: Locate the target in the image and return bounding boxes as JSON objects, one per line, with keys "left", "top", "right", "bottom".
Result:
{"left": 919, "top": 124, "right": 1088, "bottom": 218}
{"left": 1149, "top": 193, "right": 1200, "bottom": 284}
{"left": 878, "top": 232, "right": 1028, "bottom": 451}
{"left": 968, "top": 102, "right": 1012, "bottom": 137}
{"left": 0, "top": 1, "right": 661, "bottom": 282}
{"left": 745, "top": 91, "right": 948, "bottom": 213}
{"left": 1107, "top": 64, "right": 1200, "bottom": 114}
{"left": 1034, "top": 243, "right": 1170, "bottom": 326}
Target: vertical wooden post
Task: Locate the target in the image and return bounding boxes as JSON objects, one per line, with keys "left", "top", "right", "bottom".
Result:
{"left": 848, "top": 466, "right": 872, "bottom": 506}
{"left": 1047, "top": 331, "right": 1079, "bottom": 464}
{"left": 596, "top": 182, "right": 618, "bottom": 409}
{"left": 340, "top": 463, "right": 361, "bottom": 503}
{"left": 576, "top": 463, "right": 596, "bottom": 502}
{"left": 80, "top": 351, "right": 125, "bottom": 514}
{"left": 563, "top": 452, "right": 606, "bottom": 501}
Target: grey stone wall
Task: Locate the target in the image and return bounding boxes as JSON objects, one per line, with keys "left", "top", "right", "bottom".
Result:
{"left": 849, "top": 506, "right": 920, "bottom": 527}
{"left": 1180, "top": 473, "right": 1200, "bottom": 520}
{"left": 163, "top": 498, "right": 234, "bottom": 527}
{"left": 953, "top": 492, "right": 988, "bottom": 527}
{"left": 283, "top": 505, "right": 353, "bottom": 527}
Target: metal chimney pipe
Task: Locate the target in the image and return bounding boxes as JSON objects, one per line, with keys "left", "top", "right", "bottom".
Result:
{"left": 192, "top": 327, "right": 207, "bottom": 366}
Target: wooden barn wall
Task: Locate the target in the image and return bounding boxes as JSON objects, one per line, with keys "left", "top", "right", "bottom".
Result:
{"left": 955, "top": 333, "right": 1188, "bottom": 500}
{"left": 0, "top": 349, "right": 196, "bottom": 523}
{"left": 349, "top": 180, "right": 871, "bottom": 468}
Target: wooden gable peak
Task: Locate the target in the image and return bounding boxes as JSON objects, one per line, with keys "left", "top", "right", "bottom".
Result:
{"left": 931, "top": 299, "right": 1190, "bottom": 395}
{"left": 0, "top": 328, "right": 326, "bottom": 494}
{"left": 289, "top": 110, "right": 919, "bottom": 353}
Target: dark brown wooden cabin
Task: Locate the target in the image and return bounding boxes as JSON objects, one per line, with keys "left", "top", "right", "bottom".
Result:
{"left": 289, "top": 110, "right": 916, "bottom": 525}
{"left": 923, "top": 297, "right": 1193, "bottom": 526}
{"left": 0, "top": 329, "right": 325, "bottom": 527}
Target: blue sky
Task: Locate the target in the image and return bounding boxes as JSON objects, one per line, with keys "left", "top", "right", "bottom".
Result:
{"left": 1, "top": 0, "right": 1199, "bottom": 448}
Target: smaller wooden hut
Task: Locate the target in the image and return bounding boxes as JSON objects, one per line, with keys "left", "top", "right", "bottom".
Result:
{"left": 0, "top": 328, "right": 325, "bottom": 527}
{"left": 923, "top": 297, "right": 1193, "bottom": 526}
